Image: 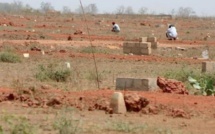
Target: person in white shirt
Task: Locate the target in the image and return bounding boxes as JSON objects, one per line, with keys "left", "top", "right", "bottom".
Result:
{"left": 112, "top": 22, "right": 120, "bottom": 32}
{"left": 166, "top": 24, "right": 177, "bottom": 40}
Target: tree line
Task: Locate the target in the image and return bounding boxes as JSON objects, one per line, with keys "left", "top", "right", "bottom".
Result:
{"left": 0, "top": 1, "right": 197, "bottom": 17}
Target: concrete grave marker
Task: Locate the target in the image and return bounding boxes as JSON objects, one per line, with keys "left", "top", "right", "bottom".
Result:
{"left": 110, "top": 92, "right": 127, "bottom": 114}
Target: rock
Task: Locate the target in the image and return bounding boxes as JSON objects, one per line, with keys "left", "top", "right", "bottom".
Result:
{"left": 46, "top": 97, "right": 61, "bottom": 106}
{"left": 170, "top": 108, "right": 190, "bottom": 118}
{"left": 110, "top": 92, "right": 127, "bottom": 114}
{"left": 7, "top": 93, "right": 16, "bottom": 100}
{"left": 74, "top": 30, "right": 83, "bottom": 35}
{"left": 94, "top": 98, "right": 110, "bottom": 111}
{"left": 68, "top": 35, "right": 72, "bottom": 40}
{"left": 59, "top": 49, "right": 66, "bottom": 53}
{"left": 31, "top": 46, "right": 41, "bottom": 51}
{"left": 41, "top": 84, "right": 52, "bottom": 90}
{"left": 157, "top": 77, "right": 189, "bottom": 95}
{"left": 124, "top": 93, "right": 149, "bottom": 112}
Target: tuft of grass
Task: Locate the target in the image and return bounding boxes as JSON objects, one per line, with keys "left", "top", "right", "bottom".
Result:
{"left": 106, "top": 121, "right": 148, "bottom": 133}
{"left": 35, "top": 63, "right": 71, "bottom": 82}
{"left": 11, "top": 121, "right": 35, "bottom": 134}
{"left": 53, "top": 117, "right": 81, "bottom": 134}
{"left": 53, "top": 108, "right": 81, "bottom": 134}
{"left": 0, "top": 52, "right": 21, "bottom": 63}
{"left": 1, "top": 114, "right": 36, "bottom": 134}
{"left": 85, "top": 70, "right": 104, "bottom": 87}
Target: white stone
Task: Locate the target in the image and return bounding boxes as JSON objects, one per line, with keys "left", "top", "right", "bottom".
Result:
{"left": 23, "top": 53, "right": 29, "bottom": 58}
{"left": 110, "top": 92, "right": 127, "bottom": 114}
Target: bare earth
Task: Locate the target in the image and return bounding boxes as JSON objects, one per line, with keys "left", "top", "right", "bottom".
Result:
{"left": 1, "top": 13, "right": 215, "bottom": 134}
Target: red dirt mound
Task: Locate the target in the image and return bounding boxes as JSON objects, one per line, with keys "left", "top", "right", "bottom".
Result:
{"left": 157, "top": 77, "right": 189, "bottom": 95}
{"left": 124, "top": 93, "right": 149, "bottom": 112}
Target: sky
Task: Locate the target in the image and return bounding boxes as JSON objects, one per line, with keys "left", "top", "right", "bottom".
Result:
{"left": 0, "top": 0, "right": 215, "bottom": 16}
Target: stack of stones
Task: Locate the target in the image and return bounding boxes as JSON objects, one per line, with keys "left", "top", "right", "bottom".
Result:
{"left": 123, "top": 37, "right": 159, "bottom": 55}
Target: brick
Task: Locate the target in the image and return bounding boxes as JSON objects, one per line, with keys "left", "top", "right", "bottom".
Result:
{"left": 139, "top": 37, "right": 148, "bottom": 42}
{"left": 126, "top": 42, "right": 135, "bottom": 47}
{"left": 147, "top": 37, "right": 157, "bottom": 42}
{"left": 151, "top": 42, "right": 159, "bottom": 49}
{"left": 110, "top": 92, "right": 127, "bottom": 114}
{"left": 116, "top": 78, "right": 133, "bottom": 89}
{"left": 135, "top": 43, "right": 140, "bottom": 47}
{"left": 139, "top": 42, "right": 151, "bottom": 48}
{"left": 131, "top": 48, "right": 141, "bottom": 55}
{"left": 141, "top": 48, "right": 151, "bottom": 55}
{"left": 116, "top": 77, "right": 158, "bottom": 91}
{"left": 202, "top": 61, "right": 215, "bottom": 73}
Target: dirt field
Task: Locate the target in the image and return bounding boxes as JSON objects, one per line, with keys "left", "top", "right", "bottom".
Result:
{"left": 1, "top": 13, "right": 215, "bottom": 134}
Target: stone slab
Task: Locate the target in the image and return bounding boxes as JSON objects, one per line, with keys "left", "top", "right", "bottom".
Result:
{"left": 147, "top": 37, "right": 157, "bottom": 42}
{"left": 202, "top": 61, "right": 215, "bottom": 73}
{"left": 116, "top": 78, "right": 158, "bottom": 91}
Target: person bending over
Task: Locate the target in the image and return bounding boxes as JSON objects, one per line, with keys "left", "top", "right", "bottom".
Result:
{"left": 112, "top": 22, "right": 120, "bottom": 32}
{"left": 166, "top": 24, "right": 177, "bottom": 40}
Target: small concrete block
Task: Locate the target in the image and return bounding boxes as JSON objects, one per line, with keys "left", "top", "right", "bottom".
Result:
{"left": 141, "top": 48, "right": 151, "bottom": 55}
{"left": 131, "top": 48, "right": 141, "bottom": 55}
{"left": 135, "top": 43, "right": 140, "bottom": 47}
{"left": 133, "top": 78, "right": 158, "bottom": 91}
{"left": 116, "top": 78, "right": 133, "bottom": 89}
{"left": 151, "top": 42, "right": 159, "bottom": 49}
{"left": 147, "top": 37, "right": 157, "bottom": 42}
{"left": 139, "top": 42, "right": 151, "bottom": 48}
{"left": 116, "top": 78, "right": 158, "bottom": 91}
{"left": 110, "top": 92, "right": 127, "bottom": 114}
{"left": 139, "top": 37, "right": 148, "bottom": 42}
{"left": 125, "top": 42, "right": 135, "bottom": 47}
{"left": 202, "top": 61, "right": 215, "bottom": 73}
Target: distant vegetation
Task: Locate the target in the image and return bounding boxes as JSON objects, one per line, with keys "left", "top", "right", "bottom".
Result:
{"left": 0, "top": 1, "right": 199, "bottom": 17}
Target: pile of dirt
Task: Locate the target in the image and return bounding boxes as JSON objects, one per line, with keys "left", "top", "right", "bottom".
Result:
{"left": 157, "top": 77, "right": 189, "bottom": 95}
{"left": 74, "top": 30, "right": 83, "bottom": 35}
{"left": 124, "top": 93, "right": 149, "bottom": 112}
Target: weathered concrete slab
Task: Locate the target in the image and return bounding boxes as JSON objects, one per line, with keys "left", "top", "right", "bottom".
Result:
{"left": 116, "top": 78, "right": 158, "bottom": 91}
{"left": 139, "top": 37, "right": 148, "bottom": 42}
{"left": 123, "top": 42, "right": 151, "bottom": 55}
{"left": 147, "top": 37, "right": 157, "bottom": 42}
{"left": 151, "top": 42, "right": 159, "bottom": 49}
{"left": 202, "top": 61, "right": 215, "bottom": 73}
{"left": 110, "top": 92, "right": 127, "bottom": 114}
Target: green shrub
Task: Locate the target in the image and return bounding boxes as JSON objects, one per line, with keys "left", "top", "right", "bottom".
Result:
{"left": 0, "top": 52, "right": 21, "bottom": 63}
{"left": 35, "top": 63, "right": 71, "bottom": 82}
{"left": 163, "top": 69, "right": 193, "bottom": 82}
{"left": 163, "top": 68, "right": 215, "bottom": 96}
{"left": 188, "top": 76, "right": 215, "bottom": 96}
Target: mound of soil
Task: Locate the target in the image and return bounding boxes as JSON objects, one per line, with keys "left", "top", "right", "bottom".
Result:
{"left": 157, "top": 77, "right": 189, "bottom": 95}
{"left": 124, "top": 93, "right": 149, "bottom": 112}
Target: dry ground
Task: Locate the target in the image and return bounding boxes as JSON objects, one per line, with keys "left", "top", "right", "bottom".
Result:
{"left": 1, "top": 13, "right": 215, "bottom": 134}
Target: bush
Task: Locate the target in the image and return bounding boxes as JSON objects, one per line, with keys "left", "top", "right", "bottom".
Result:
{"left": 163, "top": 69, "right": 215, "bottom": 96}
{"left": 188, "top": 75, "right": 215, "bottom": 96}
{"left": 0, "top": 52, "right": 21, "bottom": 63}
{"left": 35, "top": 63, "right": 71, "bottom": 82}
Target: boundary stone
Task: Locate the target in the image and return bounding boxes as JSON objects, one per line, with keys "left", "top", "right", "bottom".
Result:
{"left": 110, "top": 92, "right": 127, "bottom": 114}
